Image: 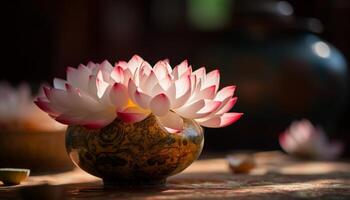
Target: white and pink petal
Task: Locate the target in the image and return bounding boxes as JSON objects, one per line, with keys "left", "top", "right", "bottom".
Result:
{"left": 117, "top": 107, "right": 150, "bottom": 123}
{"left": 156, "top": 111, "right": 184, "bottom": 133}
{"left": 109, "top": 83, "right": 128, "bottom": 108}
{"left": 197, "top": 112, "right": 243, "bottom": 128}
{"left": 149, "top": 93, "right": 170, "bottom": 116}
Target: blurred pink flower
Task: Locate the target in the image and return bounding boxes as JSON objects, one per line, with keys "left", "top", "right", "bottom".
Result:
{"left": 279, "top": 119, "right": 343, "bottom": 160}
{"left": 0, "top": 82, "right": 65, "bottom": 131}
{"left": 0, "top": 82, "right": 31, "bottom": 124}
{"left": 35, "top": 55, "right": 243, "bottom": 132}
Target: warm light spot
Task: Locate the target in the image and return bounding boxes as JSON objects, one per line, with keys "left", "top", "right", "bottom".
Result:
{"left": 312, "top": 41, "right": 331, "bottom": 58}
{"left": 127, "top": 99, "right": 137, "bottom": 107}
{"left": 126, "top": 99, "right": 151, "bottom": 115}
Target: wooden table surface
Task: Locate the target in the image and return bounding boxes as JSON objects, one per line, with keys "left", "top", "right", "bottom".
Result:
{"left": 1, "top": 151, "right": 350, "bottom": 200}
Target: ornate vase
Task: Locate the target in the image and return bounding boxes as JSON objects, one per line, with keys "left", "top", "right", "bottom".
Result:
{"left": 66, "top": 115, "right": 204, "bottom": 187}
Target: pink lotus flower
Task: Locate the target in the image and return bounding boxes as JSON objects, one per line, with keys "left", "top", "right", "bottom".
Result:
{"left": 279, "top": 119, "right": 343, "bottom": 160}
{"left": 0, "top": 82, "right": 31, "bottom": 124}
{"left": 0, "top": 82, "right": 65, "bottom": 131}
{"left": 35, "top": 55, "right": 242, "bottom": 132}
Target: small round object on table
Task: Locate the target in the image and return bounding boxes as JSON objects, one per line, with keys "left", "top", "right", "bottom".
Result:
{"left": 227, "top": 154, "right": 256, "bottom": 174}
{"left": 0, "top": 168, "right": 30, "bottom": 185}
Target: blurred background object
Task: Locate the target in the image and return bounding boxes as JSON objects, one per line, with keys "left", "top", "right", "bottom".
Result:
{"left": 196, "top": 0, "right": 348, "bottom": 152}
{"left": 227, "top": 153, "right": 256, "bottom": 174}
{"left": 0, "top": 82, "right": 65, "bottom": 132}
{"left": 0, "top": 168, "right": 30, "bottom": 186}
{"left": 0, "top": 82, "right": 73, "bottom": 172}
{"left": 279, "top": 119, "right": 344, "bottom": 160}
{"left": 1, "top": 0, "right": 349, "bottom": 155}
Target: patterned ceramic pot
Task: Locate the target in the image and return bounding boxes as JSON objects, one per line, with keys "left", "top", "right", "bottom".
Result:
{"left": 66, "top": 115, "right": 204, "bottom": 187}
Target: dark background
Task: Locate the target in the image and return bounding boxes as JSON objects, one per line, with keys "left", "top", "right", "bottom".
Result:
{"left": 1, "top": 0, "right": 350, "bottom": 154}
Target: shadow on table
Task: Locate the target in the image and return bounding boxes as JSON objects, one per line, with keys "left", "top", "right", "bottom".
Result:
{"left": 46, "top": 172, "right": 350, "bottom": 200}
{"left": 2, "top": 152, "right": 350, "bottom": 200}
{"left": 2, "top": 170, "right": 349, "bottom": 200}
